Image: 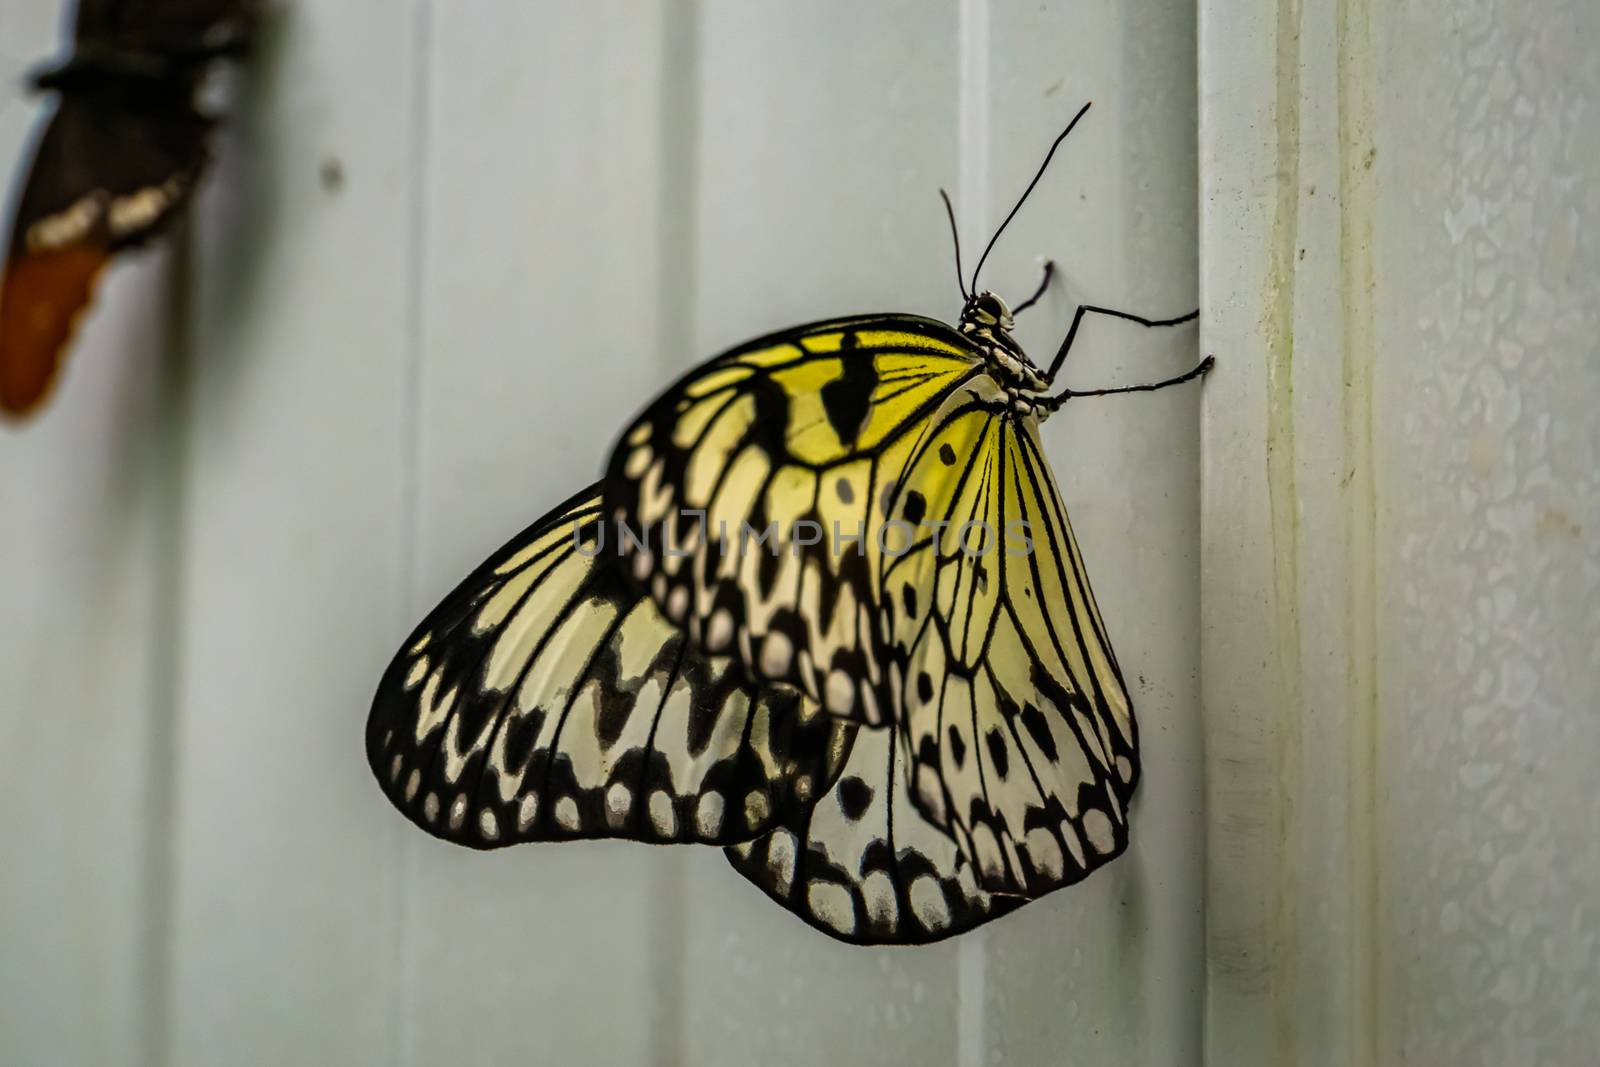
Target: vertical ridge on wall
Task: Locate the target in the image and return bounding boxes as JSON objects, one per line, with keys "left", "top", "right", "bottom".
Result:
{"left": 1203, "top": 0, "right": 1388, "bottom": 1062}
{"left": 393, "top": 1, "right": 432, "bottom": 1065}
{"left": 0, "top": 14, "right": 183, "bottom": 1067}
{"left": 1199, "top": 0, "right": 1305, "bottom": 1061}
{"left": 648, "top": 5, "right": 702, "bottom": 1063}
{"left": 1333, "top": 0, "right": 1380, "bottom": 1059}
{"left": 137, "top": 225, "right": 198, "bottom": 1067}
{"left": 1264, "top": 2, "right": 1305, "bottom": 1063}
{"left": 404, "top": 5, "right": 677, "bottom": 1060}
{"left": 677, "top": 6, "right": 968, "bottom": 1062}
{"left": 955, "top": 3, "right": 989, "bottom": 1066}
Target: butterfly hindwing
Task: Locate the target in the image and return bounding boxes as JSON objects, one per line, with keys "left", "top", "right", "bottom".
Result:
{"left": 727, "top": 718, "right": 1022, "bottom": 946}
{"left": 602, "top": 315, "right": 985, "bottom": 726}
{"left": 368, "top": 486, "right": 851, "bottom": 849}
{"left": 880, "top": 380, "right": 1138, "bottom": 897}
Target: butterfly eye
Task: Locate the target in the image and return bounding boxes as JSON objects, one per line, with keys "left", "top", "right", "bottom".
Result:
{"left": 971, "top": 293, "right": 1012, "bottom": 327}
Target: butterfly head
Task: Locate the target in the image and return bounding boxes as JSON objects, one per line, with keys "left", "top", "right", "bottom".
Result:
{"left": 960, "top": 291, "right": 1016, "bottom": 335}
{"left": 959, "top": 291, "right": 1050, "bottom": 402}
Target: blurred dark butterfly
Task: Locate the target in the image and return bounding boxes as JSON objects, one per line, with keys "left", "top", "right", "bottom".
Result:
{"left": 0, "top": 0, "right": 257, "bottom": 418}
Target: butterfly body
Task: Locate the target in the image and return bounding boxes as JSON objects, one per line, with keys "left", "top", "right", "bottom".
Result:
{"left": 954, "top": 290, "right": 1052, "bottom": 403}
{"left": 0, "top": 0, "right": 256, "bottom": 417}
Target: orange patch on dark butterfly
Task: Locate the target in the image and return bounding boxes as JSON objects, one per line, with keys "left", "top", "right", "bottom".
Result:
{"left": 0, "top": 245, "right": 109, "bottom": 416}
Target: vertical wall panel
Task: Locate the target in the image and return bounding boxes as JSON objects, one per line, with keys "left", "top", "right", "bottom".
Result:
{"left": 980, "top": 3, "right": 1203, "bottom": 1065}
{"left": 399, "top": 3, "right": 672, "bottom": 1062}
{"left": 164, "top": 2, "right": 421, "bottom": 1062}
{"left": 0, "top": 8, "right": 173, "bottom": 1067}
{"left": 1200, "top": 0, "right": 1600, "bottom": 1064}
{"left": 677, "top": 5, "right": 967, "bottom": 1066}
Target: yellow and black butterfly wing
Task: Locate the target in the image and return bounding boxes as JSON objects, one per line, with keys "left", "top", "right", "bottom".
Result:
{"left": 880, "top": 379, "right": 1138, "bottom": 897}
{"left": 602, "top": 314, "right": 984, "bottom": 726}
{"left": 368, "top": 486, "right": 850, "bottom": 848}
{"left": 727, "top": 718, "right": 1022, "bottom": 946}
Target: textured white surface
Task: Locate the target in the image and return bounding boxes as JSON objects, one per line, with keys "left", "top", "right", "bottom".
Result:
{"left": 1380, "top": 3, "right": 1600, "bottom": 1063}
{"left": 1201, "top": 0, "right": 1600, "bottom": 1064}
{"left": 0, "top": 1, "right": 1202, "bottom": 1064}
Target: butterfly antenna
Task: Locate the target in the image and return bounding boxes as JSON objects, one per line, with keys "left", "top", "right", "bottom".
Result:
{"left": 939, "top": 189, "right": 970, "bottom": 301}
{"left": 969, "top": 100, "right": 1093, "bottom": 294}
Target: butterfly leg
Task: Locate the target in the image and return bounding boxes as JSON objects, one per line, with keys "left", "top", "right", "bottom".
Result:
{"left": 1038, "top": 355, "right": 1214, "bottom": 410}
{"left": 1009, "top": 261, "right": 1056, "bottom": 315}
{"left": 1041, "top": 303, "right": 1199, "bottom": 382}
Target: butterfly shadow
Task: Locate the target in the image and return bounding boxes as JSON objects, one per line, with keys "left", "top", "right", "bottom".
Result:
{"left": 177, "top": 0, "right": 294, "bottom": 407}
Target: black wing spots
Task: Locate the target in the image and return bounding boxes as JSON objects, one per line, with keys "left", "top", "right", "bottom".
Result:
{"left": 951, "top": 428, "right": 1000, "bottom": 659}
{"left": 939, "top": 442, "right": 957, "bottom": 466}
{"left": 986, "top": 663, "right": 1055, "bottom": 816}
{"left": 966, "top": 671, "right": 995, "bottom": 840}
{"left": 901, "top": 584, "right": 918, "bottom": 621}
{"left": 678, "top": 651, "right": 727, "bottom": 758}
{"left": 819, "top": 331, "right": 881, "bottom": 447}
{"left": 879, "top": 535, "right": 937, "bottom": 590}
{"left": 834, "top": 476, "right": 855, "bottom": 504}
{"left": 532, "top": 605, "right": 635, "bottom": 824}
{"left": 419, "top": 543, "right": 577, "bottom": 809}
{"left": 878, "top": 478, "right": 900, "bottom": 519}
{"left": 892, "top": 395, "right": 993, "bottom": 521}
{"left": 1019, "top": 702, "right": 1059, "bottom": 762}
{"left": 947, "top": 725, "right": 967, "bottom": 769}
{"left": 877, "top": 408, "right": 999, "bottom": 590}
{"left": 916, "top": 671, "right": 934, "bottom": 703}
{"left": 745, "top": 372, "right": 797, "bottom": 457}
{"left": 1072, "top": 781, "right": 1113, "bottom": 822}
{"left": 985, "top": 729, "right": 1010, "bottom": 781}
{"left": 930, "top": 407, "right": 997, "bottom": 530}
{"left": 498, "top": 705, "right": 546, "bottom": 778}
{"left": 836, "top": 776, "right": 874, "bottom": 822}
{"left": 814, "top": 360, "right": 988, "bottom": 471}
{"left": 366, "top": 494, "right": 599, "bottom": 812}
{"left": 455, "top": 537, "right": 602, "bottom": 801}
{"left": 781, "top": 478, "right": 825, "bottom": 652}
{"left": 903, "top": 490, "right": 927, "bottom": 525}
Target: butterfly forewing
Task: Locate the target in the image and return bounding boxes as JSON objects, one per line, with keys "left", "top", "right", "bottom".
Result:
{"left": 727, "top": 719, "right": 1022, "bottom": 946}
{"left": 879, "top": 388, "right": 1139, "bottom": 898}
{"left": 603, "top": 315, "right": 985, "bottom": 726}
{"left": 368, "top": 487, "right": 851, "bottom": 848}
